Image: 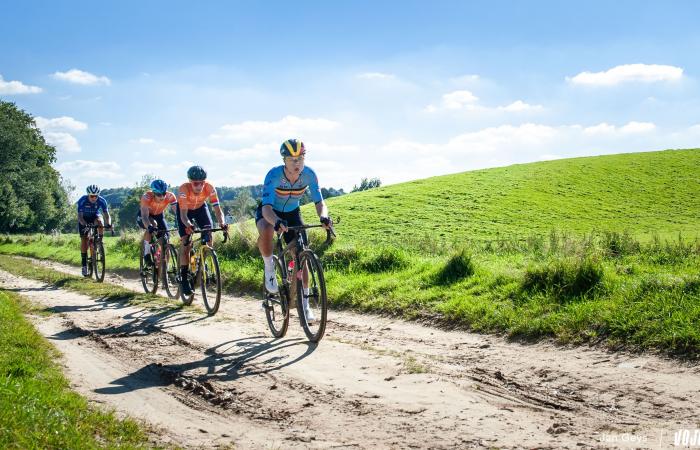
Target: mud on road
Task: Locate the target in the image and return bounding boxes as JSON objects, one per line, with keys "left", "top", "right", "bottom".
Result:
{"left": 1, "top": 258, "right": 698, "bottom": 449}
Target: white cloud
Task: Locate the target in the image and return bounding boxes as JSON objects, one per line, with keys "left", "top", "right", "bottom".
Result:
{"left": 567, "top": 64, "right": 683, "bottom": 86}
{"left": 442, "top": 90, "right": 479, "bottom": 109}
{"left": 52, "top": 69, "right": 111, "bottom": 86}
{"left": 356, "top": 72, "right": 396, "bottom": 80}
{"left": 44, "top": 132, "right": 81, "bottom": 153}
{"left": 57, "top": 160, "right": 122, "bottom": 179}
{"left": 157, "top": 148, "right": 177, "bottom": 156}
{"left": 131, "top": 138, "right": 155, "bottom": 144}
{"left": 0, "top": 74, "right": 42, "bottom": 94}
{"left": 620, "top": 121, "right": 656, "bottom": 133}
{"left": 35, "top": 116, "right": 88, "bottom": 131}
{"left": 689, "top": 124, "right": 700, "bottom": 133}
{"left": 212, "top": 115, "right": 340, "bottom": 141}
{"left": 584, "top": 121, "right": 656, "bottom": 135}
{"left": 584, "top": 123, "right": 616, "bottom": 135}
{"left": 497, "top": 100, "right": 544, "bottom": 112}
{"left": 539, "top": 154, "right": 563, "bottom": 161}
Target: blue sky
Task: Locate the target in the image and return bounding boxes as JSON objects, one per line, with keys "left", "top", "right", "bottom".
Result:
{"left": 2, "top": 1, "right": 700, "bottom": 194}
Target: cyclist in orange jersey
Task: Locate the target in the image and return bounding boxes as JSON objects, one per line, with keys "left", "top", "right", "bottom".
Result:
{"left": 176, "top": 165, "right": 228, "bottom": 296}
{"left": 138, "top": 179, "right": 177, "bottom": 265}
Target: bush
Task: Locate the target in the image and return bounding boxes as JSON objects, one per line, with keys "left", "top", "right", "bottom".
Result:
{"left": 521, "top": 256, "right": 604, "bottom": 300}
{"left": 358, "top": 247, "right": 410, "bottom": 273}
{"left": 433, "top": 249, "right": 475, "bottom": 285}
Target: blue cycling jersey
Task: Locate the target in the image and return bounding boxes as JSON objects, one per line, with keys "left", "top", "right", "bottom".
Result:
{"left": 77, "top": 195, "right": 109, "bottom": 216}
{"left": 261, "top": 166, "right": 323, "bottom": 212}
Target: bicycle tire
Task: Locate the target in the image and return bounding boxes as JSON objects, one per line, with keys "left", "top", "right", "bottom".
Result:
{"left": 163, "top": 243, "right": 180, "bottom": 299}
{"left": 93, "top": 240, "right": 106, "bottom": 282}
{"left": 296, "top": 250, "right": 327, "bottom": 342}
{"left": 200, "top": 246, "right": 222, "bottom": 315}
{"left": 139, "top": 244, "right": 158, "bottom": 294}
{"left": 263, "top": 255, "right": 290, "bottom": 338}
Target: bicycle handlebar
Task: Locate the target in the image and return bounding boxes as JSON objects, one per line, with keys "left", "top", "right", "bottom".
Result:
{"left": 187, "top": 227, "right": 229, "bottom": 243}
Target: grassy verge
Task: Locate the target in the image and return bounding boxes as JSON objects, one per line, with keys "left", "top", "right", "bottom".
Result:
{"left": 0, "top": 289, "right": 158, "bottom": 449}
{"left": 0, "top": 253, "right": 187, "bottom": 315}
{"left": 2, "top": 229, "right": 700, "bottom": 357}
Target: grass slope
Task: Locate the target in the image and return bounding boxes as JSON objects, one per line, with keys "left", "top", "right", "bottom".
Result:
{"left": 321, "top": 149, "right": 700, "bottom": 248}
{"left": 0, "top": 288, "right": 157, "bottom": 449}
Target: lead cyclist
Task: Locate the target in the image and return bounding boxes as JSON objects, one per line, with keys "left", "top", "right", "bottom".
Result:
{"left": 255, "top": 139, "right": 333, "bottom": 321}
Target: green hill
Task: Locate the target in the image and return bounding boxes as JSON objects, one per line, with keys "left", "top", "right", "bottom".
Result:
{"left": 324, "top": 149, "right": 700, "bottom": 246}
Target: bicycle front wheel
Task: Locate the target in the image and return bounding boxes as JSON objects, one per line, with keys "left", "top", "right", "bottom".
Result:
{"left": 200, "top": 246, "right": 222, "bottom": 315}
{"left": 163, "top": 243, "right": 180, "bottom": 299}
{"left": 93, "top": 241, "right": 106, "bottom": 282}
{"left": 139, "top": 245, "right": 158, "bottom": 294}
{"left": 263, "top": 255, "right": 290, "bottom": 338}
{"left": 296, "top": 250, "right": 327, "bottom": 342}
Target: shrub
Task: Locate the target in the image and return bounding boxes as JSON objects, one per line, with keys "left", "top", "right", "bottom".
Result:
{"left": 521, "top": 256, "right": 604, "bottom": 300}
{"left": 358, "top": 247, "right": 410, "bottom": 273}
{"left": 433, "top": 249, "right": 475, "bottom": 285}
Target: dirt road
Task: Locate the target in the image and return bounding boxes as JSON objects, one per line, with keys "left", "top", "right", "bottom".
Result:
{"left": 1, "top": 258, "right": 698, "bottom": 449}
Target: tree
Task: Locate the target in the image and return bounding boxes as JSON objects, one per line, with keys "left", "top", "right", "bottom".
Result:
{"left": 351, "top": 177, "right": 381, "bottom": 192}
{"left": 0, "top": 101, "right": 72, "bottom": 232}
{"left": 117, "top": 174, "right": 155, "bottom": 229}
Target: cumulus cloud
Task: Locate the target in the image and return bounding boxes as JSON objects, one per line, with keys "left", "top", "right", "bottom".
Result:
{"left": 52, "top": 69, "right": 111, "bottom": 86}
{"left": 35, "top": 116, "right": 88, "bottom": 131}
{"left": 356, "top": 72, "right": 396, "bottom": 80}
{"left": 44, "top": 132, "right": 81, "bottom": 153}
{"left": 0, "top": 74, "right": 42, "bottom": 94}
{"left": 584, "top": 121, "right": 656, "bottom": 135}
{"left": 212, "top": 115, "right": 340, "bottom": 141}
{"left": 441, "top": 90, "right": 479, "bottom": 109}
{"left": 497, "top": 100, "right": 544, "bottom": 112}
{"left": 57, "top": 160, "right": 122, "bottom": 179}
{"left": 35, "top": 116, "right": 87, "bottom": 153}
{"left": 567, "top": 64, "right": 683, "bottom": 86}
{"left": 157, "top": 148, "right": 177, "bottom": 156}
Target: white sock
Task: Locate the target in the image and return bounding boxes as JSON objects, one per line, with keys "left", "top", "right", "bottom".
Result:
{"left": 143, "top": 240, "right": 150, "bottom": 254}
{"left": 263, "top": 256, "right": 274, "bottom": 272}
{"left": 303, "top": 287, "right": 310, "bottom": 298}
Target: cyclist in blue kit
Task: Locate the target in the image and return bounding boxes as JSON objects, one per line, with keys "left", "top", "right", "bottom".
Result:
{"left": 77, "top": 184, "right": 112, "bottom": 276}
{"left": 256, "top": 139, "right": 333, "bottom": 320}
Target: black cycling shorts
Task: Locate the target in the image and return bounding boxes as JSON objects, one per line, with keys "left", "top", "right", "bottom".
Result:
{"left": 255, "top": 204, "right": 307, "bottom": 245}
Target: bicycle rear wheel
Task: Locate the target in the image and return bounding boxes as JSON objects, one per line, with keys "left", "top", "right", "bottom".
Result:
{"left": 93, "top": 240, "right": 106, "bottom": 282}
{"left": 296, "top": 250, "right": 327, "bottom": 342}
{"left": 200, "top": 246, "right": 222, "bottom": 315}
{"left": 139, "top": 245, "right": 158, "bottom": 294}
{"left": 263, "top": 255, "right": 290, "bottom": 338}
{"left": 162, "top": 243, "right": 180, "bottom": 299}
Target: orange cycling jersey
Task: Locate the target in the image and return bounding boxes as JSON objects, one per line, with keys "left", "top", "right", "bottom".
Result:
{"left": 140, "top": 191, "right": 177, "bottom": 215}
{"left": 178, "top": 182, "right": 220, "bottom": 210}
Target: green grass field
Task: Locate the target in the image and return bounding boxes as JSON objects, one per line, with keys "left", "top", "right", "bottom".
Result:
{"left": 323, "top": 148, "right": 700, "bottom": 249}
{"left": 0, "top": 288, "right": 157, "bottom": 449}
{"left": 2, "top": 149, "right": 700, "bottom": 357}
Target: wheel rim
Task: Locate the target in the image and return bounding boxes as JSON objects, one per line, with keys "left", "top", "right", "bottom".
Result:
{"left": 94, "top": 243, "right": 105, "bottom": 281}
{"left": 264, "top": 255, "right": 289, "bottom": 337}
{"left": 140, "top": 247, "right": 157, "bottom": 293}
{"left": 201, "top": 248, "right": 221, "bottom": 314}
{"left": 298, "top": 252, "right": 327, "bottom": 341}
{"left": 163, "top": 244, "right": 180, "bottom": 298}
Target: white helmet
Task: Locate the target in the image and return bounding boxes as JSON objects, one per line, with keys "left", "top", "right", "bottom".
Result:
{"left": 86, "top": 184, "right": 100, "bottom": 195}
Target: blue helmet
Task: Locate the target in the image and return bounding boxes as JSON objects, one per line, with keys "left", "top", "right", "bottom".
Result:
{"left": 150, "top": 179, "right": 168, "bottom": 195}
{"left": 86, "top": 184, "right": 100, "bottom": 195}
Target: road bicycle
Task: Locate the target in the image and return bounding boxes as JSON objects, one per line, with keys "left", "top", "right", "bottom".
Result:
{"left": 262, "top": 220, "right": 336, "bottom": 342}
{"left": 179, "top": 227, "right": 228, "bottom": 315}
{"left": 83, "top": 223, "right": 113, "bottom": 283}
{"left": 139, "top": 228, "right": 180, "bottom": 298}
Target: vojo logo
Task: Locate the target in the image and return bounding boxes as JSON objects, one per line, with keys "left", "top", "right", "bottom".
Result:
{"left": 675, "top": 429, "right": 700, "bottom": 447}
